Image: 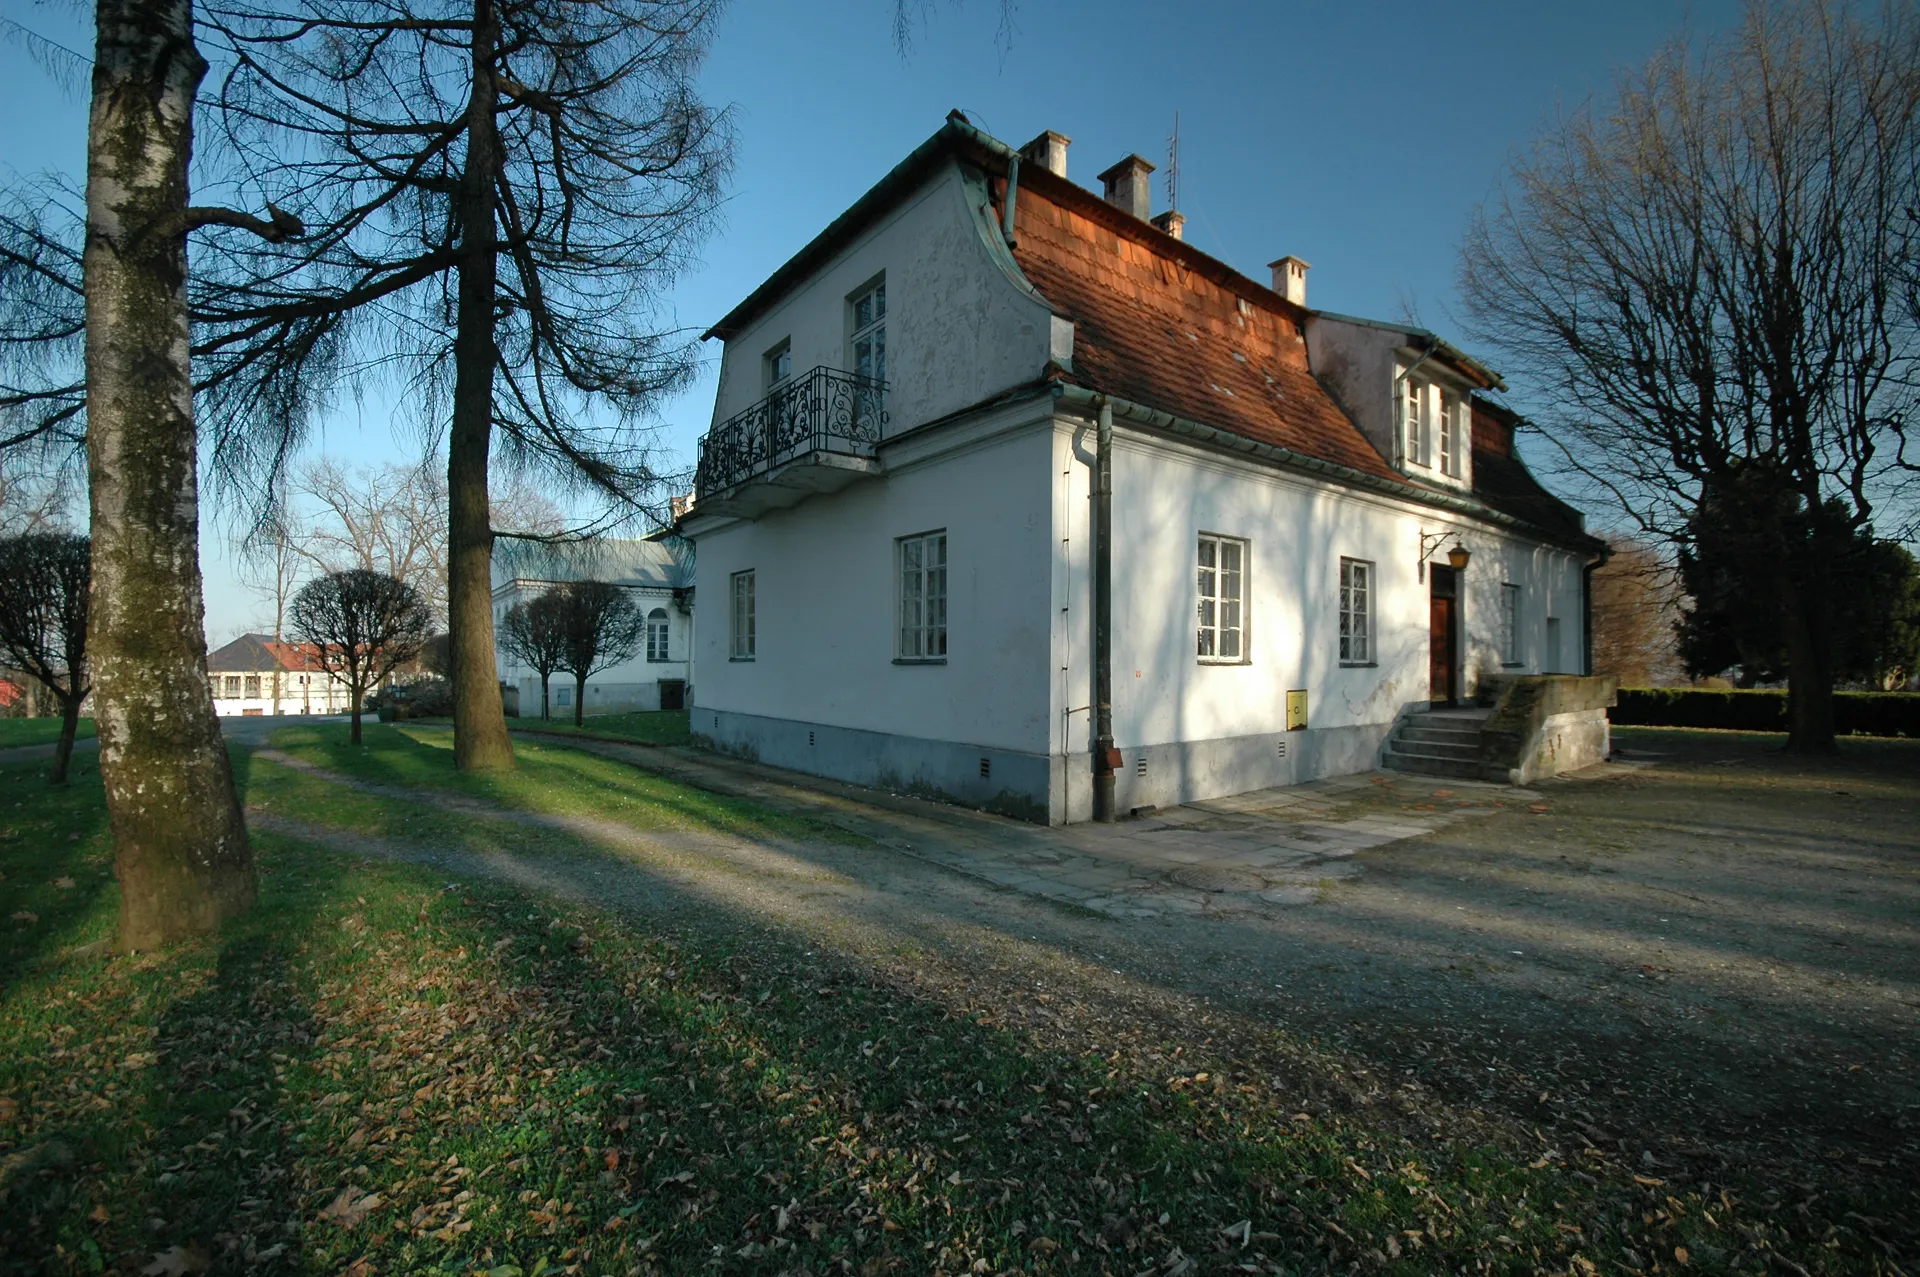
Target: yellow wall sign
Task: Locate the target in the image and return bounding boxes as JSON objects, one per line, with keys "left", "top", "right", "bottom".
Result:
{"left": 1286, "top": 689, "right": 1308, "bottom": 731}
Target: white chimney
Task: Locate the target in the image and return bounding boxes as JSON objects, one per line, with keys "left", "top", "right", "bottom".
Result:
{"left": 1151, "top": 210, "right": 1186, "bottom": 241}
{"left": 1098, "top": 154, "right": 1155, "bottom": 220}
{"left": 1269, "top": 256, "right": 1310, "bottom": 307}
{"left": 1020, "top": 130, "right": 1071, "bottom": 179}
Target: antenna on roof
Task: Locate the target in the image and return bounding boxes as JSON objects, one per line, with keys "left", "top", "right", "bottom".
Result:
{"left": 1165, "top": 111, "right": 1180, "bottom": 211}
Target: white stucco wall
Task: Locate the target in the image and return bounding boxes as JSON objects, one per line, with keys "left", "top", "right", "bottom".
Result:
{"left": 690, "top": 405, "right": 1056, "bottom": 755}
{"left": 492, "top": 581, "right": 692, "bottom": 717}
{"left": 706, "top": 162, "right": 1055, "bottom": 438}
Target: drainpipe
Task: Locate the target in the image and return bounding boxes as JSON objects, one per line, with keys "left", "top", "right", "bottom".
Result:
{"left": 1000, "top": 153, "right": 1020, "bottom": 245}
{"left": 1092, "top": 395, "right": 1116, "bottom": 823}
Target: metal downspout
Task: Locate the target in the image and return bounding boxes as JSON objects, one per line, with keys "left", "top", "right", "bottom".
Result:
{"left": 1093, "top": 396, "right": 1116, "bottom": 823}
{"left": 1000, "top": 153, "right": 1020, "bottom": 245}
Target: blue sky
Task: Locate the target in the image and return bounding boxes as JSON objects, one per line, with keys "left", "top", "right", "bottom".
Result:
{"left": 0, "top": 0, "right": 1741, "bottom": 639}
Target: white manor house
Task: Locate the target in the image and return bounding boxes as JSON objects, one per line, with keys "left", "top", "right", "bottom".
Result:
{"left": 676, "top": 114, "right": 1606, "bottom": 824}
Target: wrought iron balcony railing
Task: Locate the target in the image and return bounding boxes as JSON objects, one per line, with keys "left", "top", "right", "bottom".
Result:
{"left": 695, "top": 365, "right": 888, "bottom": 499}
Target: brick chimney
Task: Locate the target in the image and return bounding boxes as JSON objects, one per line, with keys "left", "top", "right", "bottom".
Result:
{"left": 1268, "top": 256, "right": 1310, "bottom": 307}
{"left": 1151, "top": 210, "right": 1186, "bottom": 241}
{"left": 1098, "top": 154, "right": 1155, "bottom": 220}
{"left": 1020, "top": 130, "right": 1070, "bottom": 179}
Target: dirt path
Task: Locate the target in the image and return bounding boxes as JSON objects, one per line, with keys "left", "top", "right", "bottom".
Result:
{"left": 249, "top": 727, "right": 1920, "bottom": 1227}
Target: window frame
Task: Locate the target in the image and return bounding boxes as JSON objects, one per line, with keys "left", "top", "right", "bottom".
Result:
{"left": 729, "top": 570, "right": 756, "bottom": 661}
{"left": 764, "top": 338, "right": 792, "bottom": 388}
{"left": 1196, "top": 532, "right": 1250, "bottom": 664}
{"left": 1402, "top": 376, "right": 1426, "bottom": 467}
{"left": 1438, "top": 388, "right": 1458, "bottom": 477}
{"left": 895, "top": 529, "right": 948, "bottom": 664}
{"left": 1500, "top": 582, "right": 1523, "bottom": 667}
{"left": 1339, "top": 557, "right": 1375, "bottom": 666}
{"left": 646, "top": 607, "right": 671, "bottom": 663}
{"left": 850, "top": 278, "right": 886, "bottom": 384}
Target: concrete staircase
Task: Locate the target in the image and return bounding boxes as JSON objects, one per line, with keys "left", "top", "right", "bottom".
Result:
{"left": 1382, "top": 707, "right": 1490, "bottom": 780}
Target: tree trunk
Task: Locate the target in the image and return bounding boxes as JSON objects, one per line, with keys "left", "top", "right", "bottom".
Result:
{"left": 540, "top": 673, "right": 550, "bottom": 720}
{"left": 350, "top": 683, "right": 364, "bottom": 744}
{"left": 445, "top": 0, "right": 514, "bottom": 774}
{"left": 1781, "top": 573, "right": 1837, "bottom": 754}
{"left": 50, "top": 694, "right": 81, "bottom": 786}
{"left": 84, "top": 0, "right": 256, "bottom": 951}
{"left": 574, "top": 674, "right": 587, "bottom": 727}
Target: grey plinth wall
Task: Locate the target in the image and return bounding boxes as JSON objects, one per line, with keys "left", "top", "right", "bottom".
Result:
{"left": 1480, "top": 675, "right": 1618, "bottom": 785}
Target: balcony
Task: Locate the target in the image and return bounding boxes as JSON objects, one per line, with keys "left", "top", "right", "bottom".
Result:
{"left": 693, "top": 366, "right": 887, "bottom": 519}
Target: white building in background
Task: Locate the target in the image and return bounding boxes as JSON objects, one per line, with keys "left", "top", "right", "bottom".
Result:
{"left": 677, "top": 114, "right": 1604, "bottom": 824}
{"left": 206, "top": 633, "right": 352, "bottom": 716}
{"left": 490, "top": 537, "right": 695, "bottom": 718}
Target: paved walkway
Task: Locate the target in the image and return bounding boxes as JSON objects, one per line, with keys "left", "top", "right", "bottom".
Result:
{"left": 506, "top": 728, "right": 1541, "bottom": 920}
{"left": 0, "top": 714, "right": 345, "bottom": 768}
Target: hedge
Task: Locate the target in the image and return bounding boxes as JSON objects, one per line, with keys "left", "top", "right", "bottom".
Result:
{"left": 1610, "top": 688, "right": 1920, "bottom": 737}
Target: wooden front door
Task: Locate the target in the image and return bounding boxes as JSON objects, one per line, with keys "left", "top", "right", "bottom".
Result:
{"left": 1429, "top": 568, "right": 1457, "bottom": 705}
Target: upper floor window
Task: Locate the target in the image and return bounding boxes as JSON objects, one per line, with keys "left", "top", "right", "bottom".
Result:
{"left": 1339, "top": 558, "right": 1373, "bottom": 664}
{"left": 765, "top": 339, "right": 792, "bottom": 388}
{"left": 1403, "top": 377, "right": 1426, "bottom": 466}
{"left": 1501, "top": 583, "right": 1522, "bottom": 666}
{"left": 1197, "top": 534, "right": 1247, "bottom": 662}
{"left": 897, "top": 530, "right": 947, "bottom": 661}
{"left": 646, "top": 608, "right": 670, "bottom": 662}
{"left": 730, "top": 571, "right": 755, "bottom": 660}
{"left": 851, "top": 280, "right": 886, "bottom": 384}
{"left": 1438, "top": 389, "right": 1459, "bottom": 477}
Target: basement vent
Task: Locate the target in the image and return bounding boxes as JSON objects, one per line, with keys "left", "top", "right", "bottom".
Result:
{"left": 979, "top": 757, "right": 992, "bottom": 779}
{"left": 808, "top": 730, "right": 816, "bottom": 748}
{"left": 1277, "top": 740, "right": 1288, "bottom": 759}
{"left": 1135, "top": 757, "right": 1148, "bottom": 777}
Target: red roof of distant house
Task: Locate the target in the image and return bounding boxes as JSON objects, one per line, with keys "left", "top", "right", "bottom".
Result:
{"left": 0, "top": 679, "right": 23, "bottom": 709}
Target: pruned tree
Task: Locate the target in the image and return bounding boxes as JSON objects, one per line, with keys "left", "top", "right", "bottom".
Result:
{"left": 186, "top": 0, "right": 731, "bottom": 773}
{"left": 290, "top": 568, "right": 433, "bottom": 744}
{"left": 1460, "top": 0, "right": 1920, "bottom": 752}
{"left": 499, "top": 590, "right": 569, "bottom": 719}
{"left": 0, "top": 533, "right": 91, "bottom": 784}
{"left": 555, "top": 580, "right": 644, "bottom": 726}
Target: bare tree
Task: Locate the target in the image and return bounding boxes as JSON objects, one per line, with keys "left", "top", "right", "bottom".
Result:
{"left": 555, "top": 580, "right": 644, "bottom": 726}
{"left": 186, "top": 0, "right": 730, "bottom": 774}
{"left": 1461, "top": 0, "right": 1920, "bottom": 752}
{"left": 499, "top": 590, "right": 569, "bottom": 719}
{"left": 0, "top": 533, "right": 90, "bottom": 783}
{"left": 1588, "top": 539, "right": 1688, "bottom": 688}
{"left": 290, "top": 568, "right": 433, "bottom": 744}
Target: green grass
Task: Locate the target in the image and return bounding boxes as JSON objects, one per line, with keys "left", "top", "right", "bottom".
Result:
{"left": 508, "top": 709, "right": 691, "bottom": 747}
{"left": 0, "top": 740, "right": 1898, "bottom": 1275}
{"left": 0, "top": 717, "right": 95, "bottom": 749}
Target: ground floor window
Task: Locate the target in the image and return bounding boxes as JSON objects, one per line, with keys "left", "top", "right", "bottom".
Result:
{"left": 223, "top": 675, "right": 241, "bottom": 698}
{"left": 730, "top": 571, "right": 755, "bottom": 660}
{"left": 1501, "top": 583, "right": 1522, "bottom": 665}
{"left": 1197, "top": 533, "right": 1247, "bottom": 661}
{"left": 897, "top": 530, "right": 948, "bottom": 661}
{"left": 1339, "top": 558, "right": 1373, "bottom": 664}
{"left": 556, "top": 686, "right": 573, "bottom": 707}
{"left": 647, "top": 607, "right": 670, "bottom": 662}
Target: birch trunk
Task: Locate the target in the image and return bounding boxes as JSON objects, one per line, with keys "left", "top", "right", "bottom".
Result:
{"left": 446, "top": 0, "right": 515, "bottom": 773}
{"left": 84, "top": 0, "right": 256, "bottom": 950}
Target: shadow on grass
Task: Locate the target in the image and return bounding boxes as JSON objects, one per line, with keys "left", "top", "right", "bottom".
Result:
{"left": 0, "top": 756, "right": 115, "bottom": 995}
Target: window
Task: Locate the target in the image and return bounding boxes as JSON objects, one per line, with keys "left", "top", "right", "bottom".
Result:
{"left": 1403, "top": 377, "right": 1426, "bottom": 466}
{"left": 1501, "top": 583, "right": 1522, "bottom": 665}
{"left": 897, "top": 531, "right": 947, "bottom": 660}
{"left": 1196, "top": 534, "right": 1247, "bottom": 661}
{"left": 223, "top": 675, "right": 241, "bottom": 698}
{"left": 556, "top": 686, "right": 572, "bottom": 708}
{"left": 244, "top": 675, "right": 261, "bottom": 698}
{"left": 765, "top": 339, "right": 791, "bottom": 387}
{"left": 1339, "top": 558, "right": 1373, "bottom": 664}
{"left": 730, "top": 571, "right": 755, "bottom": 660}
{"left": 1438, "top": 389, "right": 1458, "bottom": 477}
{"left": 646, "top": 608, "right": 670, "bottom": 662}
{"left": 851, "top": 281, "right": 886, "bottom": 383}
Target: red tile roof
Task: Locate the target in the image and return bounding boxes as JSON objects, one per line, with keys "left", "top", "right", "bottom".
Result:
{"left": 1008, "top": 174, "right": 1400, "bottom": 482}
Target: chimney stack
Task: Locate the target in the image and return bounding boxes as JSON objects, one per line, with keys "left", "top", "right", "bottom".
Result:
{"left": 1020, "top": 130, "right": 1070, "bottom": 179}
{"left": 1151, "top": 210, "right": 1186, "bottom": 241}
{"left": 1269, "top": 256, "right": 1310, "bottom": 307}
{"left": 1098, "top": 154, "right": 1156, "bottom": 220}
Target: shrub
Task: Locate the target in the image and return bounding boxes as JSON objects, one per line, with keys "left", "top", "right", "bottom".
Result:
{"left": 1611, "top": 688, "right": 1920, "bottom": 737}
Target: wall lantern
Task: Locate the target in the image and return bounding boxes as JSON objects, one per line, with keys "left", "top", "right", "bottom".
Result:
{"left": 1418, "top": 528, "right": 1470, "bottom": 582}
{"left": 1446, "top": 541, "right": 1472, "bottom": 571}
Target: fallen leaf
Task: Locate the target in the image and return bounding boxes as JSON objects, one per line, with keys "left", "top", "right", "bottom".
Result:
{"left": 0, "top": 1097, "right": 17, "bottom": 1123}
{"left": 10, "top": 912, "right": 36, "bottom": 924}
{"left": 318, "top": 1187, "right": 383, "bottom": 1229}
{"left": 1528, "top": 803, "right": 1551, "bottom": 814}
{"left": 142, "top": 1245, "right": 212, "bottom": 1276}
{"left": 89, "top": 1203, "right": 110, "bottom": 1224}
{"left": 603, "top": 1149, "right": 619, "bottom": 1172}
{"left": 52, "top": 877, "right": 75, "bottom": 889}
{"left": 1675, "top": 1246, "right": 1691, "bottom": 1265}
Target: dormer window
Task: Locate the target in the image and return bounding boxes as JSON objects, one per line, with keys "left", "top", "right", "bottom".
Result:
{"left": 1438, "top": 389, "right": 1458, "bottom": 477}
{"left": 1403, "top": 377, "right": 1427, "bottom": 467}
{"left": 765, "top": 339, "right": 791, "bottom": 388}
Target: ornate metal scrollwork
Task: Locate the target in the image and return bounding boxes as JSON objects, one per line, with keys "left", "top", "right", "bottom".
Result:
{"left": 695, "top": 366, "right": 889, "bottom": 499}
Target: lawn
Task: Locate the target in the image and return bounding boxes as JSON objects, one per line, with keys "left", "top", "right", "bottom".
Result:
{"left": 0, "top": 717, "right": 94, "bottom": 749}
{"left": 507, "top": 709, "right": 691, "bottom": 747}
{"left": 1, "top": 731, "right": 1897, "bottom": 1275}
